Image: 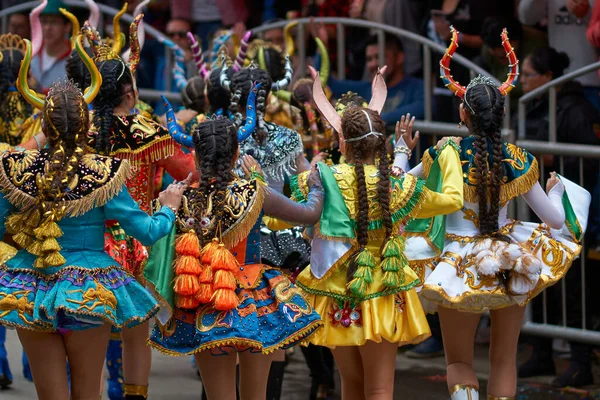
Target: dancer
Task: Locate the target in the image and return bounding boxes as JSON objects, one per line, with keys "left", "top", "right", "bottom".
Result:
{"left": 146, "top": 114, "right": 324, "bottom": 400}
{"left": 0, "top": 35, "right": 185, "bottom": 400}
{"left": 405, "top": 28, "right": 589, "bottom": 400}
{"left": 82, "top": 24, "right": 198, "bottom": 400}
{"left": 289, "top": 70, "right": 464, "bottom": 400}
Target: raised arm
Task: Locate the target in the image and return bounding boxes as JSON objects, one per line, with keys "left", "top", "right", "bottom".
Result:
{"left": 263, "top": 180, "right": 324, "bottom": 226}
{"left": 522, "top": 173, "right": 565, "bottom": 229}
{"left": 392, "top": 114, "right": 425, "bottom": 177}
{"left": 156, "top": 144, "right": 200, "bottom": 181}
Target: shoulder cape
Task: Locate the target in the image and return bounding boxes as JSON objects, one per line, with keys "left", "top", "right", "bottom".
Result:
{"left": 0, "top": 150, "right": 130, "bottom": 216}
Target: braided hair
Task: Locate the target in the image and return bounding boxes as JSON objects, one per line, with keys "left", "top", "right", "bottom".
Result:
{"left": 181, "top": 76, "right": 207, "bottom": 114}
{"left": 341, "top": 107, "right": 392, "bottom": 280}
{"left": 230, "top": 68, "right": 272, "bottom": 143}
{"left": 66, "top": 47, "right": 94, "bottom": 91}
{"left": 465, "top": 83, "right": 506, "bottom": 236}
{"left": 0, "top": 47, "right": 32, "bottom": 130}
{"left": 207, "top": 67, "right": 233, "bottom": 114}
{"left": 253, "top": 47, "right": 285, "bottom": 81}
{"left": 92, "top": 59, "right": 134, "bottom": 154}
{"left": 191, "top": 118, "right": 238, "bottom": 245}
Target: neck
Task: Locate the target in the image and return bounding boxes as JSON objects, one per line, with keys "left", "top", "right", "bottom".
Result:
{"left": 386, "top": 68, "right": 404, "bottom": 87}
{"left": 184, "top": 49, "right": 193, "bottom": 62}
{"left": 45, "top": 40, "right": 68, "bottom": 57}
{"left": 113, "top": 103, "right": 131, "bottom": 116}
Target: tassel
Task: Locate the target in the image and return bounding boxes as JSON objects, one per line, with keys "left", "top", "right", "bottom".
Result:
{"left": 6, "top": 214, "right": 26, "bottom": 233}
{"left": 26, "top": 240, "right": 43, "bottom": 256}
{"left": 200, "top": 238, "right": 220, "bottom": 264}
{"left": 34, "top": 220, "right": 62, "bottom": 238}
{"left": 41, "top": 237, "right": 61, "bottom": 252}
{"left": 173, "top": 274, "right": 201, "bottom": 296}
{"left": 34, "top": 257, "right": 48, "bottom": 269}
{"left": 44, "top": 251, "right": 66, "bottom": 266}
{"left": 175, "top": 231, "right": 201, "bottom": 257}
{"left": 347, "top": 276, "right": 368, "bottom": 297}
{"left": 175, "top": 294, "right": 200, "bottom": 309}
{"left": 195, "top": 282, "right": 213, "bottom": 304}
{"left": 213, "top": 269, "right": 236, "bottom": 290}
{"left": 25, "top": 210, "right": 41, "bottom": 227}
{"left": 380, "top": 256, "right": 401, "bottom": 273}
{"left": 381, "top": 237, "right": 405, "bottom": 258}
{"left": 211, "top": 243, "right": 239, "bottom": 272}
{"left": 347, "top": 248, "right": 376, "bottom": 297}
{"left": 13, "top": 232, "right": 34, "bottom": 248}
{"left": 355, "top": 249, "right": 375, "bottom": 269}
{"left": 351, "top": 265, "right": 373, "bottom": 282}
{"left": 198, "top": 264, "right": 213, "bottom": 283}
{"left": 212, "top": 288, "right": 239, "bottom": 311}
{"left": 173, "top": 255, "right": 203, "bottom": 275}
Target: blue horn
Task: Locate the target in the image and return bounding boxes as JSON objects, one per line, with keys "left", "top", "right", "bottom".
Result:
{"left": 238, "top": 82, "right": 261, "bottom": 142}
{"left": 161, "top": 95, "right": 194, "bottom": 148}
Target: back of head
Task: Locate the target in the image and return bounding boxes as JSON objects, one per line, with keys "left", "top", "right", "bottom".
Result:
{"left": 257, "top": 47, "right": 285, "bottom": 81}
{"left": 230, "top": 67, "right": 273, "bottom": 143}
{"left": 481, "top": 17, "right": 523, "bottom": 48}
{"left": 181, "top": 76, "right": 207, "bottom": 113}
{"left": 66, "top": 46, "right": 94, "bottom": 91}
{"left": 528, "top": 46, "right": 570, "bottom": 79}
{"left": 341, "top": 107, "right": 385, "bottom": 161}
{"left": 366, "top": 33, "right": 404, "bottom": 53}
{"left": 208, "top": 67, "right": 232, "bottom": 113}
{"left": 0, "top": 34, "right": 27, "bottom": 104}
{"left": 335, "top": 92, "right": 368, "bottom": 115}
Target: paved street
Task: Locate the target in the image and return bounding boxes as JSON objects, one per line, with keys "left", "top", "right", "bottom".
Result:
{"left": 2, "top": 329, "right": 600, "bottom": 399}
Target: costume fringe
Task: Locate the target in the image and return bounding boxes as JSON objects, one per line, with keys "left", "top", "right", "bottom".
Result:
{"left": 110, "top": 135, "right": 175, "bottom": 167}
{"left": 221, "top": 179, "right": 267, "bottom": 249}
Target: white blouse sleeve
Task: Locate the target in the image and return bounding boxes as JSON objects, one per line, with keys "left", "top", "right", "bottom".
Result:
{"left": 522, "top": 181, "right": 565, "bottom": 229}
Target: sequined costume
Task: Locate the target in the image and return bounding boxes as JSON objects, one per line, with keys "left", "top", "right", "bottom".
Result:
{"left": 404, "top": 137, "right": 587, "bottom": 313}
{"left": 290, "top": 142, "right": 464, "bottom": 348}
{"left": 0, "top": 151, "right": 176, "bottom": 331}
{"left": 146, "top": 177, "right": 323, "bottom": 355}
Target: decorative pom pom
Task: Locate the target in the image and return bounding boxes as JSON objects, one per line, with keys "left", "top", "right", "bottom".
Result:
{"left": 503, "top": 244, "right": 523, "bottom": 264}
{"left": 476, "top": 256, "right": 502, "bottom": 277}
{"left": 173, "top": 274, "right": 200, "bottom": 296}
{"left": 175, "top": 294, "right": 200, "bottom": 309}
{"left": 173, "top": 255, "right": 203, "bottom": 275}
{"left": 198, "top": 264, "right": 213, "bottom": 283}
{"left": 213, "top": 269, "right": 237, "bottom": 290}
{"left": 382, "top": 237, "right": 405, "bottom": 258}
{"left": 175, "top": 231, "right": 201, "bottom": 257}
{"left": 212, "top": 288, "right": 239, "bottom": 311}
{"left": 211, "top": 243, "right": 239, "bottom": 272}
{"left": 195, "top": 283, "right": 214, "bottom": 304}
{"left": 200, "top": 238, "right": 220, "bottom": 264}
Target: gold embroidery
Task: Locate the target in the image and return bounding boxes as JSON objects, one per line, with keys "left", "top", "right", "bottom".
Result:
{"left": 439, "top": 252, "right": 497, "bottom": 290}
{"left": 81, "top": 154, "right": 111, "bottom": 184}
{"left": 461, "top": 207, "right": 479, "bottom": 227}
{"left": 0, "top": 290, "right": 35, "bottom": 324}
{"left": 273, "top": 279, "right": 312, "bottom": 314}
{"left": 195, "top": 304, "right": 232, "bottom": 333}
{"left": 503, "top": 143, "right": 526, "bottom": 171}
{"left": 66, "top": 283, "right": 118, "bottom": 320}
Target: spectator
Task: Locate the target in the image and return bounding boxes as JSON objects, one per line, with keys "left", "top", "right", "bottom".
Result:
{"left": 30, "top": 0, "right": 72, "bottom": 92}
{"left": 170, "top": 0, "right": 221, "bottom": 48}
{"left": 514, "top": 46, "right": 600, "bottom": 388}
{"left": 327, "top": 34, "right": 425, "bottom": 126}
{"left": 154, "top": 18, "right": 196, "bottom": 91}
{"left": 7, "top": 13, "right": 30, "bottom": 39}
{"left": 519, "top": 0, "right": 600, "bottom": 109}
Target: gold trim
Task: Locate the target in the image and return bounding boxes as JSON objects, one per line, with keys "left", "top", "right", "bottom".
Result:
{"left": 123, "top": 384, "right": 148, "bottom": 397}
{"left": 222, "top": 179, "right": 266, "bottom": 249}
{"left": 449, "top": 384, "right": 478, "bottom": 399}
{"left": 487, "top": 396, "right": 514, "bottom": 400}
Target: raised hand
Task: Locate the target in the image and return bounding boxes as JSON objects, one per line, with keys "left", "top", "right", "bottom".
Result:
{"left": 395, "top": 113, "right": 419, "bottom": 150}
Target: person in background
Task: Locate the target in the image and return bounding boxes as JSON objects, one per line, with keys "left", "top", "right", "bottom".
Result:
{"left": 515, "top": 46, "right": 600, "bottom": 388}
{"left": 7, "top": 13, "right": 30, "bottom": 39}
{"left": 327, "top": 34, "right": 425, "bottom": 126}
{"left": 170, "top": 0, "right": 225, "bottom": 49}
{"left": 154, "top": 18, "right": 196, "bottom": 93}
{"left": 29, "top": 0, "right": 72, "bottom": 92}
{"left": 263, "top": 20, "right": 285, "bottom": 49}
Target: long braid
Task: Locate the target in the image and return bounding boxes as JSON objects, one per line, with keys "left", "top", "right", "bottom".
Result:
{"left": 346, "top": 146, "right": 369, "bottom": 280}
{"left": 377, "top": 140, "right": 393, "bottom": 242}
{"left": 230, "top": 68, "right": 272, "bottom": 144}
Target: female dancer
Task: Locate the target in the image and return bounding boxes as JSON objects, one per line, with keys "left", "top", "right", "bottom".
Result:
{"left": 82, "top": 24, "right": 198, "bottom": 399}
{"left": 408, "top": 28, "right": 588, "bottom": 400}
{"left": 0, "top": 35, "right": 185, "bottom": 400}
{"left": 146, "top": 116, "right": 324, "bottom": 400}
{"left": 289, "top": 70, "right": 464, "bottom": 400}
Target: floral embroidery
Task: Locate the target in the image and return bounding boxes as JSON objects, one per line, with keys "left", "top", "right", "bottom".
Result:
{"left": 394, "top": 294, "right": 406, "bottom": 314}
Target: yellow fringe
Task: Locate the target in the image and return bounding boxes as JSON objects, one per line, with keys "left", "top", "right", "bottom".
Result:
{"left": 221, "top": 179, "right": 267, "bottom": 250}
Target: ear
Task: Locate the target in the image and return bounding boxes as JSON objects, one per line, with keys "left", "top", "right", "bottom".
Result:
{"left": 396, "top": 52, "right": 404, "bottom": 66}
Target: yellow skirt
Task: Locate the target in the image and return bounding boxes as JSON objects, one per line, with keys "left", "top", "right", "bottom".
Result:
{"left": 296, "top": 244, "right": 430, "bottom": 348}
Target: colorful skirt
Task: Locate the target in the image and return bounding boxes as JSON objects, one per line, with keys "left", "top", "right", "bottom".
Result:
{"left": 296, "top": 243, "right": 431, "bottom": 348}
{"left": 0, "top": 248, "right": 159, "bottom": 332}
{"left": 418, "top": 221, "right": 581, "bottom": 313}
{"left": 149, "top": 265, "right": 323, "bottom": 355}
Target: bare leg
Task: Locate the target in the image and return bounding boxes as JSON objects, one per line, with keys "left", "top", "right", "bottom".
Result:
{"left": 120, "top": 321, "right": 152, "bottom": 387}
{"left": 332, "top": 346, "right": 365, "bottom": 400}
{"left": 17, "top": 329, "right": 70, "bottom": 400}
{"left": 437, "top": 307, "right": 481, "bottom": 391}
{"left": 358, "top": 340, "right": 398, "bottom": 400}
{"left": 238, "top": 351, "right": 275, "bottom": 400}
{"left": 65, "top": 324, "right": 111, "bottom": 400}
{"left": 195, "top": 350, "right": 237, "bottom": 400}
{"left": 487, "top": 305, "right": 525, "bottom": 397}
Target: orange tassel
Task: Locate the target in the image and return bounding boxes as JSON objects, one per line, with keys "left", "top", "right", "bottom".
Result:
{"left": 175, "top": 231, "right": 201, "bottom": 257}
{"left": 213, "top": 269, "right": 236, "bottom": 290}
{"left": 195, "top": 283, "right": 214, "bottom": 304}
{"left": 198, "top": 264, "right": 213, "bottom": 283}
{"left": 200, "top": 238, "right": 220, "bottom": 264}
{"left": 173, "top": 274, "right": 200, "bottom": 296}
{"left": 173, "top": 255, "right": 203, "bottom": 275}
{"left": 212, "top": 288, "right": 239, "bottom": 311}
{"left": 175, "top": 294, "right": 200, "bottom": 309}
{"left": 211, "top": 243, "right": 239, "bottom": 272}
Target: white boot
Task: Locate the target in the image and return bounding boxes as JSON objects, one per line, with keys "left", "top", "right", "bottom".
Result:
{"left": 449, "top": 384, "right": 479, "bottom": 400}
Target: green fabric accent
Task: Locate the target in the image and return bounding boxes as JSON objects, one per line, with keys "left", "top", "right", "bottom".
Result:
{"left": 144, "top": 226, "right": 177, "bottom": 309}
{"left": 289, "top": 174, "right": 306, "bottom": 203}
{"left": 561, "top": 183, "right": 582, "bottom": 242}
{"left": 318, "top": 162, "right": 355, "bottom": 239}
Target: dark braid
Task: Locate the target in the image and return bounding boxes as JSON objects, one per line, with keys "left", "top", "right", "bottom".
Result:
{"left": 230, "top": 68, "right": 273, "bottom": 144}
{"left": 0, "top": 48, "right": 32, "bottom": 136}
{"left": 66, "top": 47, "right": 93, "bottom": 91}
{"left": 93, "top": 60, "right": 134, "bottom": 155}
{"left": 181, "top": 76, "right": 207, "bottom": 114}
{"left": 191, "top": 118, "right": 239, "bottom": 245}
{"left": 465, "top": 83, "right": 506, "bottom": 236}
{"left": 208, "top": 67, "right": 233, "bottom": 113}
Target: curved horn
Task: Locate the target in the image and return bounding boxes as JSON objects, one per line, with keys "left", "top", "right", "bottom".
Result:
{"left": 82, "top": 21, "right": 102, "bottom": 55}
{"left": 272, "top": 55, "right": 292, "bottom": 91}
{"left": 59, "top": 8, "right": 80, "bottom": 50}
{"left": 497, "top": 28, "right": 520, "bottom": 96}
{"left": 232, "top": 30, "right": 251, "bottom": 72}
{"left": 112, "top": 3, "right": 128, "bottom": 54}
{"left": 439, "top": 26, "right": 466, "bottom": 99}
{"left": 30, "top": 0, "right": 47, "bottom": 58}
{"left": 76, "top": 35, "right": 102, "bottom": 104}
{"left": 83, "top": 0, "right": 100, "bottom": 28}
{"left": 238, "top": 82, "right": 261, "bottom": 142}
{"left": 283, "top": 21, "right": 298, "bottom": 56}
{"left": 220, "top": 63, "right": 231, "bottom": 91}
{"left": 368, "top": 67, "right": 387, "bottom": 114}
{"left": 122, "top": 0, "right": 149, "bottom": 62}
{"left": 17, "top": 39, "right": 45, "bottom": 110}
{"left": 275, "top": 90, "right": 291, "bottom": 103}
{"left": 258, "top": 46, "right": 267, "bottom": 70}
{"left": 210, "top": 31, "right": 231, "bottom": 66}
{"left": 310, "top": 66, "right": 341, "bottom": 134}
{"left": 188, "top": 32, "right": 209, "bottom": 80}
{"left": 162, "top": 95, "right": 194, "bottom": 148}
{"left": 159, "top": 37, "right": 187, "bottom": 91}
{"left": 314, "top": 38, "right": 330, "bottom": 88}
{"left": 125, "top": 14, "right": 143, "bottom": 75}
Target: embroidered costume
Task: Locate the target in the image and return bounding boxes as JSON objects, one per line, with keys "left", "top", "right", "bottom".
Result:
{"left": 146, "top": 176, "right": 323, "bottom": 355}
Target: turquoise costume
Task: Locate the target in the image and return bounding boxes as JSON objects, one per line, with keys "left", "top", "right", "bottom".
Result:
{"left": 0, "top": 150, "right": 175, "bottom": 331}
